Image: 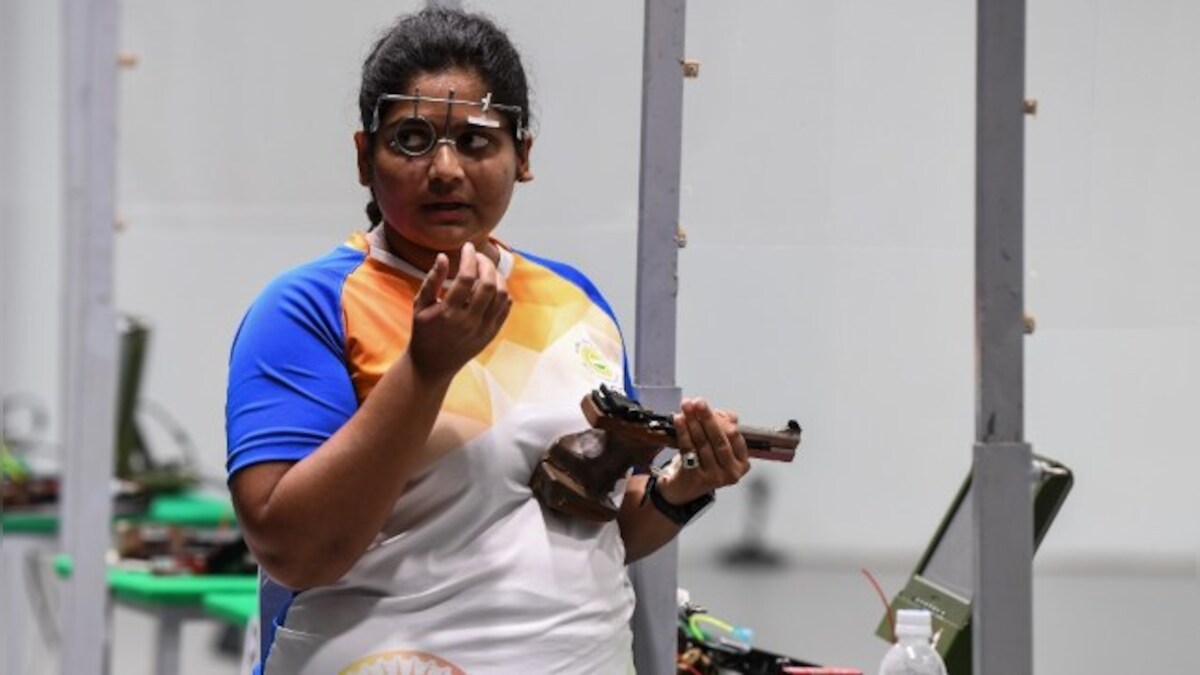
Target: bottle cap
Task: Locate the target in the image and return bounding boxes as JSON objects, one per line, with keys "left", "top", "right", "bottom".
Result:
{"left": 893, "top": 609, "right": 933, "bottom": 638}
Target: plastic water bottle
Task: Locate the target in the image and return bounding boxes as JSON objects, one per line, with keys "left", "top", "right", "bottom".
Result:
{"left": 878, "top": 609, "right": 948, "bottom": 675}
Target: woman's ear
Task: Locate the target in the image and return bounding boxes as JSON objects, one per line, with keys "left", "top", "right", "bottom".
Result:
{"left": 354, "top": 131, "right": 373, "bottom": 186}
{"left": 516, "top": 135, "right": 534, "bottom": 183}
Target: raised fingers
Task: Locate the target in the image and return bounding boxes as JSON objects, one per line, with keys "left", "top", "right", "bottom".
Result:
{"left": 484, "top": 260, "right": 512, "bottom": 329}
{"left": 465, "top": 251, "right": 498, "bottom": 316}
{"left": 415, "top": 252, "right": 449, "bottom": 313}
{"left": 441, "top": 241, "right": 479, "bottom": 309}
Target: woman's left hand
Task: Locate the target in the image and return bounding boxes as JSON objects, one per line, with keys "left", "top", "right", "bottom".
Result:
{"left": 657, "top": 398, "right": 751, "bottom": 505}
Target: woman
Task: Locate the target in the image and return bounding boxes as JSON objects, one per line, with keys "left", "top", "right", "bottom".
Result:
{"left": 226, "top": 8, "right": 749, "bottom": 674}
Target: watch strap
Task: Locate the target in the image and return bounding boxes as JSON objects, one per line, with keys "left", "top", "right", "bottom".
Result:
{"left": 647, "top": 476, "right": 714, "bottom": 527}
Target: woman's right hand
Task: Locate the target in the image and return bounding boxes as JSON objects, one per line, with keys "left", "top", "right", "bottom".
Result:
{"left": 232, "top": 241, "right": 508, "bottom": 590}
{"left": 408, "top": 241, "right": 511, "bottom": 379}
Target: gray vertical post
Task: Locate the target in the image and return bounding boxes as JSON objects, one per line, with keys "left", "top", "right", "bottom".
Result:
{"left": 630, "top": 1, "right": 688, "bottom": 675}
{"left": 974, "top": 0, "right": 1034, "bottom": 674}
{"left": 59, "top": 0, "right": 120, "bottom": 673}
{"left": 0, "top": 6, "right": 20, "bottom": 671}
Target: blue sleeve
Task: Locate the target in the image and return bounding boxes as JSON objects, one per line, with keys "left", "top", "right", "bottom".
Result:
{"left": 515, "top": 250, "right": 638, "bottom": 401}
{"left": 225, "top": 253, "right": 362, "bottom": 478}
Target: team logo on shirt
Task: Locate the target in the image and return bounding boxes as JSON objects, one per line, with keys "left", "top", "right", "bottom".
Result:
{"left": 339, "top": 649, "right": 465, "bottom": 675}
{"left": 575, "top": 339, "right": 618, "bottom": 383}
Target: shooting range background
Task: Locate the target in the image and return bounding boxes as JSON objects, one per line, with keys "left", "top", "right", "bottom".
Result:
{"left": 2, "top": 0, "right": 1196, "bottom": 672}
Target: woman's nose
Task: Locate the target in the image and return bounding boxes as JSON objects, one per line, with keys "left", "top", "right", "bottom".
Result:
{"left": 427, "top": 140, "right": 465, "bottom": 183}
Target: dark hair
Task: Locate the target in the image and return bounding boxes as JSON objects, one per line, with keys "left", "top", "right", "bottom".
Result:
{"left": 359, "top": 8, "right": 532, "bottom": 226}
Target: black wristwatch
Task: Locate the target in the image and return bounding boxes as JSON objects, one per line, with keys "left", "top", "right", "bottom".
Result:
{"left": 647, "top": 476, "right": 714, "bottom": 527}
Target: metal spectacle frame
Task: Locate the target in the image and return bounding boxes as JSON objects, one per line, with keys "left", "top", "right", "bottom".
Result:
{"left": 368, "top": 89, "right": 526, "bottom": 157}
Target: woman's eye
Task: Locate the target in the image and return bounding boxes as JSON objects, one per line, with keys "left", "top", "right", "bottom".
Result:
{"left": 391, "top": 123, "right": 434, "bottom": 154}
{"left": 458, "top": 132, "right": 492, "bottom": 153}
{"left": 398, "top": 132, "right": 431, "bottom": 152}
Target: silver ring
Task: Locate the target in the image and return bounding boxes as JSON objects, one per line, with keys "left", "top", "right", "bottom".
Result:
{"left": 681, "top": 451, "right": 700, "bottom": 470}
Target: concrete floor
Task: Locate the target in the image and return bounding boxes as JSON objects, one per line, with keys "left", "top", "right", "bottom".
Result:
{"left": 8, "top": 555, "right": 1196, "bottom": 673}
{"left": 679, "top": 559, "right": 1198, "bottom": 674}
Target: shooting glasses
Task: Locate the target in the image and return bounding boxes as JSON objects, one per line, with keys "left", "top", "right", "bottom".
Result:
{"left": 368, "top": 89, "right": 526, "bottom": 158}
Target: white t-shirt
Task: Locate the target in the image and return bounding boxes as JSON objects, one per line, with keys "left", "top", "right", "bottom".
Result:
{"left": 227, "top": 232, "right": 637, "bottom": 674}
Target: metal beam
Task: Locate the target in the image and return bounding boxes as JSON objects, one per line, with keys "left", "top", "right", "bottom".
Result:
{"left": 976, "top": 2, "right": 1026, "bottom": 444}
{"left": 59, "top": 0, "right": 120, "bottom": 672}
{"left": 972, "top": 442, "right": 1033, "bottom": 674}
{"left": 973, "top": 0, "right": 1033, "bottom": 673}
{"left": 630, "top": 1, "right": 688, "bottom": 674}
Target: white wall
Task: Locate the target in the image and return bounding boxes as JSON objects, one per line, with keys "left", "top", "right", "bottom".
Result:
{"left": 2, "top": 0, "right": 65, "bottom": 470}
{"left": 3, "top": 0, "right": 1195, "bottom": 572}
{"left": 676, "top": 0, "right": 1200, "bottom": 569}
{"left": 1023, "top": 0, "right": 1198, "bottom": 567}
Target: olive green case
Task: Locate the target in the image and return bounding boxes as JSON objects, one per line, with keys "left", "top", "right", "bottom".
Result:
{"left": 875, "top": 455, "right": 1073, "bottom": 675}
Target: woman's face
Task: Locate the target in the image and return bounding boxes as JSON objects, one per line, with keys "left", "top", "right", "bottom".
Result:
{"left": 356, "top": 68, "right": 531, "bottom": 269}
